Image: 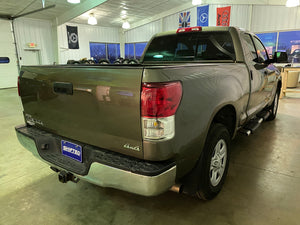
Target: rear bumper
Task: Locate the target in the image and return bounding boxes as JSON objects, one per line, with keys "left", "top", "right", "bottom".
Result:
{"left": 15, "top": 125, "right": 176, "bottom": 196}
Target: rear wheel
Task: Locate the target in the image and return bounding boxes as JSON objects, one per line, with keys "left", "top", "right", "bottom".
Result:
{"left": 196, "top": 123, "right": 230, "bottom": 200}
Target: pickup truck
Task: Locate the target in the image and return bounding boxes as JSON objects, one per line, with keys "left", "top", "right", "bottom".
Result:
{"left": 15, "top": 26, "right": 287, "bottom": 200}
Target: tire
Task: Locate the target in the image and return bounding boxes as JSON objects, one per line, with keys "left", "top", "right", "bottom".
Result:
{"left": 128, "top": 59, "right": 139, "bottom": 64}
{"left": 266, "top": 90, "right": 279, "bottom": 121}
{"left": 98, "top": 59, "right": 110, "bottom": 64}
{"left": 67, "top": 60, "right": 75, "bottom": 64}
{"left": 113, "top": 58, "right": 123, "bottom": 64}
{"left": 196, "top": 123, "right": 231, "bottom": 200}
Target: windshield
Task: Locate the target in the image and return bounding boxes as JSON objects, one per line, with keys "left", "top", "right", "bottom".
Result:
{"left": 143, "top": 31, "right": 235, "bottom": 62}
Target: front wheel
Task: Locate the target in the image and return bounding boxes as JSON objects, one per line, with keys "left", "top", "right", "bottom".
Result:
{"left": 196, "top": 123, "right": 231, "bottom": 200}
{"left": 267, "top": 90, "right": 279, "bottom": 121}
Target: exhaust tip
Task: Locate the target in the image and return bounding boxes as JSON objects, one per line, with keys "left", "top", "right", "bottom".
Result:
{"left": 170, "top": 184, "right": 183, "bottom": 193}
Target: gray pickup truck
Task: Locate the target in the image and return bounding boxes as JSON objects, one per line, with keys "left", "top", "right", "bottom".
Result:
{"left": 16, "top": 26, "right": 287, "bottom": 200}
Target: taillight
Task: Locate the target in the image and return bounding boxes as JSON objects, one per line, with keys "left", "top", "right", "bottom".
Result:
{"left": 17, "top": 76, "right": 20, "bottom": 96}
{"left": 141, "top": 81, "right": 182, "bottom": 141}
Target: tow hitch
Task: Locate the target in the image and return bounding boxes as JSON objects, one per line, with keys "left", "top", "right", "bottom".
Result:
{"left": 50, "top": 167, "right": 80, "bottom": 183}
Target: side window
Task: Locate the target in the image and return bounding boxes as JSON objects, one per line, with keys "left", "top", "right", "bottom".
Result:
{"left": 253, "top": 37, "right": 269, "bottom": 62}
{"left": 243, "top": 34, "right": 257, "bottom": 60}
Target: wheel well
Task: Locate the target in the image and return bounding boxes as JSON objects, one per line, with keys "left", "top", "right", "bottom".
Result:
{"left": 212, "top": 105, "right": 236, "bottom": 138}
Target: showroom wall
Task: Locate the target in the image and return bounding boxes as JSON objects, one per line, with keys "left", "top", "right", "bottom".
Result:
{"left": 14, "top": 18, "right": 55, "bottom": 66}
{"left": 125, "top": 4, "right": 300, "bottom": 43}
{"left": 252, "top": 5, "right": 300, "bottom": 32}
{"left": 57, "top": 23, "right": 120, "bottom": 64}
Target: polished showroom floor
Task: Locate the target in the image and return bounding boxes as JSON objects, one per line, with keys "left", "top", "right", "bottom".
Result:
{"left": 0, "top": 88, "right": 300, "bottom": 225}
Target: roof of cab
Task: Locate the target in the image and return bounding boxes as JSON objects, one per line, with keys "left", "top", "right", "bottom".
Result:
{"left": 153, "top": 26, "right": 244, "bottom": 38}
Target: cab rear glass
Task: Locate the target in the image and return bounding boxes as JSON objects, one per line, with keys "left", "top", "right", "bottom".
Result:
{"left": 143, "top": 31, "right": 235, "bottom": 62}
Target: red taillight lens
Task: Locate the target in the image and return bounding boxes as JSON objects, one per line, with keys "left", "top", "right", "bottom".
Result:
{"left": 17, "top": 76, "right": 20, "bottom": 96}
{"left": 141, "top": 81, "right": 182, "bottom": 118}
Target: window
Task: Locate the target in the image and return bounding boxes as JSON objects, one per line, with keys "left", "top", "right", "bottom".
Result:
{"left": 256, "top": 30, "right": 300, "bottom": 63}
{"left": 107, "top": 44, "right": 121, "bottom": 63}
{"left": 125, "top": 43, "right": 134, "bottom": 59}
{"left": 243, "top": 34, "right": 257, "bottom": 60}
{"left": 90, "top": 42, "right": 120, "bottom": 63}
{"left": 143, "top": 31, "right": 235, "bottom": 62}
{"left": 256, "top": 33, "right": 277, "bottom": 56}
{"left": 278, "top": 31, "right": 300, "bottom": 63}
{"left": 135, "top": 43, "right": 148, "bottom": 59}
{"left": 125, "top": 42, "right": 148, "bottom": 60}
{"left": 0, "top": 57, "right": 10, "bottom": 64}
{"left": 253, "top": 37, "right": 268, "bottom": 62}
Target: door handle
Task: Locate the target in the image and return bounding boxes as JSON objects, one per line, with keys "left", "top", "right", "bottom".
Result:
{"left": 53, "top": 82, "right": 73, "bottom": 95}
{"left": 250, "top": 70, "right": 253, "bottom": 80}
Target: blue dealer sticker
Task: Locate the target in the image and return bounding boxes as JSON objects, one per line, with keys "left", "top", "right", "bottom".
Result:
{"left": 61, "top": 140, "right": 82, "bottom": 162}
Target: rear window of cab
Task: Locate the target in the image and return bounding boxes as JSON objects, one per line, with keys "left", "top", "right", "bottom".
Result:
{"left": 143, "top": 31, "right": 235, "bottom": 62}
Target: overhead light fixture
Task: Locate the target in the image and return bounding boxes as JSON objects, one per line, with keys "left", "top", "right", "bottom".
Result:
{"left": 286, "top": 0, "right": 299, "bottom": 7}
{"left": 192, "top": 0, "right": 202, "bottom": 5}
{"left": 88, "top": 13, "right": 97, "bottom": 25}
{"left": 67, "top": 0, "right": 80, "bottom": 4}
{"left": 122, "top": 21, "right": 130, "bottom": 29}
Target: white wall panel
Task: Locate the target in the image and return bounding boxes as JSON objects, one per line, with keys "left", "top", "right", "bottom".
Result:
{"left": 252, "top": 5, "right": 300, "bottom": 32}
{"left": 126, "top": 5, "right": 249, "bottom": 43}
{"left": 57, "top": 23, "right": 120, "bottom": 64}
{"left": 0, "top": 19, "right": 19, "bottom": 88}
{"left": 125, "top": 20, "right": 162, "bottom": 43}
{"left": 14, "top": 18, "right": 55, "bottom": 66}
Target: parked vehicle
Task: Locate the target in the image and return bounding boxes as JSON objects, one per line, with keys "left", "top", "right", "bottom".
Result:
{"left": 16, "top": 26, "right": 287, "bottom": 200}
{"left": 288, "top": 49, "right": 300, "bottom": 63}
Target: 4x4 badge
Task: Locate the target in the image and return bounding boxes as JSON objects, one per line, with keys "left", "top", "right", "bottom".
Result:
{"left": 123, "top": 144, "right": 140, "bottom": 151}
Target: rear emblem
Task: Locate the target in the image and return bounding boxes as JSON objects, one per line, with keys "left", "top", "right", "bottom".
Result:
{"left": 123, "top": 144, "right": 140, "bottom": 151}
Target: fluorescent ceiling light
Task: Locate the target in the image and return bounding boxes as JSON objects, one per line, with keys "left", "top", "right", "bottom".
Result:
{"left": 67, "top": 0, "right": 80, "bottom": 4}
{"left": 122, "top": 21, "right": 130, "bottom": 29}
{"left": 88, "top": 14, "right": 97, "bottom": 25}
{"left": 192, "top": 0, "right": 202, "bottom": 5}
{"left": 286, "top": 0, "right": 299, "bottom": 7}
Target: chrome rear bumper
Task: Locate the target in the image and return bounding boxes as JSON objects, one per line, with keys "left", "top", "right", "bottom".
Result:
{"left": 16, "top": 126, "right": 176, "bottom": 196}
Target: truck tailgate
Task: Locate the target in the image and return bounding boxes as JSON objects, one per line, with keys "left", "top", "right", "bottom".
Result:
{"left": 19, "top": 65, "right": 144, "bottom": 158}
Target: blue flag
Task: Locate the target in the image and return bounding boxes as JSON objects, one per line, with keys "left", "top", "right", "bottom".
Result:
{"left": 197, "top": 5, "right": 209, "bottom": 26}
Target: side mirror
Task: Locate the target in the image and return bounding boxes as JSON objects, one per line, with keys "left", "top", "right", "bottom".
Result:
{"left": 272, "top": 51, "right": 288, "bottom": 63}
{"left": 253, "top": 57, "right": 268, "bottom": 70}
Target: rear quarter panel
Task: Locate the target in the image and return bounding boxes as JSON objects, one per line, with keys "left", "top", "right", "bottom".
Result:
{"left": 142, "top": 63, "right": 250, "bottom": 177}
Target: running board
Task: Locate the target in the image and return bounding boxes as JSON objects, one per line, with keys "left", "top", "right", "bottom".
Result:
{"left": 239, "top": 111, "right": 270, "bottom": 136}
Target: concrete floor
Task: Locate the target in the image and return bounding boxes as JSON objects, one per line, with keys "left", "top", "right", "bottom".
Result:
{"left": 1, "top": 88, "right": 300, "bottom": 225}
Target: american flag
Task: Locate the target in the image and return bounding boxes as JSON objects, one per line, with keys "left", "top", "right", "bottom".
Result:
{"left": 179, "top": 11, "right": 191, "bottom": 28}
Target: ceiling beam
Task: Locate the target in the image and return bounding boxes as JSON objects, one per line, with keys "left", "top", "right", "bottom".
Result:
{"left": 130, "top": 0, "right": 287, "bottom": 30}
{"left": 55, "top": 0, "right": 108, "bottom": 26}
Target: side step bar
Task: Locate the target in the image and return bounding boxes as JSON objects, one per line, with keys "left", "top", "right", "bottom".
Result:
{"left": 239, "top": 111, "right": 270, "bottom": 136}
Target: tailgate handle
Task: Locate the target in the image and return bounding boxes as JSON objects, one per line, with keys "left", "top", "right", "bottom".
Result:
{"left": 53, "top": 82, "right": 73, "bottom": 95}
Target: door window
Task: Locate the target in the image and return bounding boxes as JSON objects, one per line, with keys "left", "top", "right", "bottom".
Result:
{"left": 252, "top": 37, "right": 269, "bottom": 62}
{"left": 243, "top": 34, "right": 257, "bottom": 60}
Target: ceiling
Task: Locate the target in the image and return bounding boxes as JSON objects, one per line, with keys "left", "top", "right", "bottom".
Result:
{"left": 0, "top": 0, "right": 291, "bottom": 29}
{"left": 71, "top": 0, "right": 191, "bottom": 27}
{"left": 0, "top": 0, "right": 191, "bottom": 27}
{"left": 0, "top": 0, "right": 88, "bottom": 19}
